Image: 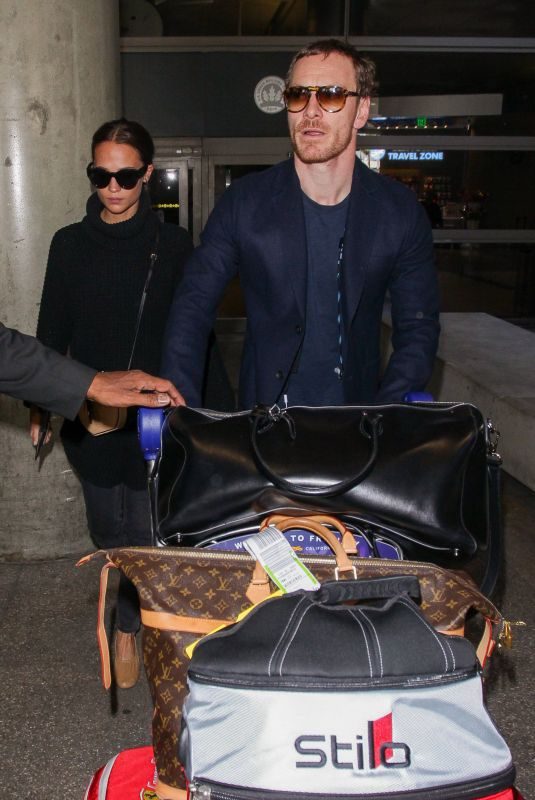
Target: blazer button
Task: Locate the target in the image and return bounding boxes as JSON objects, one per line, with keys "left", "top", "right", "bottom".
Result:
{"left": 295, "top": 324, "right": 303, "bottom": 334}
{"left": 275, "top": 370, "right": 284, "bottom": 380}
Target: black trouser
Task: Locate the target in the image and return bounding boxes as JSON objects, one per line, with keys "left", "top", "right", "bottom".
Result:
{"left": 80, "top": 479, "right": 152, "bottom": 633}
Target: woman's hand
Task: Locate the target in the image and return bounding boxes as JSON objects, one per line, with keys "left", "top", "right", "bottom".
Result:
{"left": 29, "top": 406, "right": 53, "bottom": 446}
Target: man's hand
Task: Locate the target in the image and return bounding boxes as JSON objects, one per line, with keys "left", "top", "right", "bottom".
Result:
{"left": 86, "top": 370, "right": 186, "bottom": 408}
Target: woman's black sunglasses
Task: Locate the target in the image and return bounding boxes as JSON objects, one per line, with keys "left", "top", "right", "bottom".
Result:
{"left": 86, "top": 163, "right": 148, "bottom": 190}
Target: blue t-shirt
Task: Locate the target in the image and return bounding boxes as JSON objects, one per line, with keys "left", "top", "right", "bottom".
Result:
{"left": 286, "top": 192, "right": 349, "bottom": 406}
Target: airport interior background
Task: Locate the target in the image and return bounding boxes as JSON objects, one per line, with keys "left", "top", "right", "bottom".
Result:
{"left": 1, "top": 3, "right": 535, "bottom": 797}
{"left": 120, "top": 0, "right": 535, "bottom": 331}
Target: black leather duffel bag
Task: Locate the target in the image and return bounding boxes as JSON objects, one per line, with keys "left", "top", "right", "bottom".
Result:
{"left": 149, "top": 402, "right": 502, "bottom": 593}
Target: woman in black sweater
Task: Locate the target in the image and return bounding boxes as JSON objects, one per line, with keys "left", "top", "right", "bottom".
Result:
{"left": 30, "top": 119, "right": 192, "bottom": 689}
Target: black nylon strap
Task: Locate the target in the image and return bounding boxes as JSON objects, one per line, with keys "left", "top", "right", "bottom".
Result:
{"left": 480, "top": 455, "right": 503, "bottom": 597}
{"left": 315, "top": 576, "right": 422, "bottom": 605}
{"left": 127, "top": 224, "right": 160, "bottom": 370}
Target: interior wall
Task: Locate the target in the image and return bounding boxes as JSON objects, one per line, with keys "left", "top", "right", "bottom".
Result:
{"left": 122, "top": 51, "right": 292, "bottom": 137}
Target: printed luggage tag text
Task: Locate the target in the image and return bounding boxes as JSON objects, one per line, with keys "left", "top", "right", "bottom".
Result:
{"left": 244, "top": 525, "right": 320, "bottom": 593}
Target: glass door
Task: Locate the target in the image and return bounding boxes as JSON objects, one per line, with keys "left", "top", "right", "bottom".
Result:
{"left": 151, "top": 142, "right": 203, "bottom": 242}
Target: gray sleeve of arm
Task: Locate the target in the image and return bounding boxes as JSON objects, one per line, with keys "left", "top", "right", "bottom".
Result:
{"left": 0, "top": 323, "right": 96, "bottom": 419}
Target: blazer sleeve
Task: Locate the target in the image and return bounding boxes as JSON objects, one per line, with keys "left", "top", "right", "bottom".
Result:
{"left": 161, "top": 187, "right": 240, "bottom": 406}
{"left": 376, "top": 199, "right": 440, "bottom": 402}
{"left": 0, "top": 323, "right": 95, "bottom": 418}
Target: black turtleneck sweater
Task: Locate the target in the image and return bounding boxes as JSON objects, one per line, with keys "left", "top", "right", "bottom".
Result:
{"left": 36, "top": 190, "right": 193, "bottom": 488}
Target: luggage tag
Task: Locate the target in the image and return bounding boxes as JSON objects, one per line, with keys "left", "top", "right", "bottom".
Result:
{"left": 243, "top": 525, "right": 320, "bottom": 593}
{"left": 185, "top": 528, "right": 318, "bottom": 660}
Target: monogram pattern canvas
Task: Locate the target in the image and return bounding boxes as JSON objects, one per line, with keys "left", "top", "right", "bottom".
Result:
{"left": 106, "top": 547, "right": 500, "bottom": 791}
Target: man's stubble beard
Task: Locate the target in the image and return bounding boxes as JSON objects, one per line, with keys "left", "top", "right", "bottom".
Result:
{"left": 290, "top": 122, "right": 356, "bottom": 165}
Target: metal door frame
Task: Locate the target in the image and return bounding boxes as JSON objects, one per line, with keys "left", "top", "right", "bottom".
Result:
{"left": 154, "top": 137, "right": 292, "bottom": 242}
{"left": 153, "top": 138, "right": 203, "bottom": 241}
{"left": 202, "top": 137, "right": 291, "bottom": 229}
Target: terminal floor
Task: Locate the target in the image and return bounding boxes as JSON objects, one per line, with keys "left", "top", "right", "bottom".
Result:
{"left": 0, "top": 473, "right": 534, "bottom": 799}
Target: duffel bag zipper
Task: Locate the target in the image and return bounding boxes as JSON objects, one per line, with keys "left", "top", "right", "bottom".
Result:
{"left": 189, "top": 764, "right": 516, "bottom": 800}
{"left": 123, "top": 546, "right": 455, "bottom": 570}
{"left": 129, "top": 546, "right": 476, "bottom": 583}
{"left": 117, "top": 546, "right": 502, "bottom": 623}
{"left": 112, "top": 547, "right": 513, "bottom": 647}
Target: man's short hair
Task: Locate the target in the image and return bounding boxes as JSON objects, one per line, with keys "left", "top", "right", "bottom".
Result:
{"left": 286, "top": 38, "right": 377, "bottom": 98}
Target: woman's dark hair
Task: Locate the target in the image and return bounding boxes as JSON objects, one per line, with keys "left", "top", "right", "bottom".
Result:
{"left": 91, "top": 118, "right": 154, "bottom": 165}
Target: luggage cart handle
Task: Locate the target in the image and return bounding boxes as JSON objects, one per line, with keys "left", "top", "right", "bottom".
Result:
{"left": 403, "top": 391, "right": 434, "bottom": 402}
{"left": 138, "top": 407, "right": 165, "bottom": 463}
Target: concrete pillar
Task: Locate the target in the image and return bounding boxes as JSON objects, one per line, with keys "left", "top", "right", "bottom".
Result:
{"left": 0, "top": 1, "right": 121, "bottom": 558}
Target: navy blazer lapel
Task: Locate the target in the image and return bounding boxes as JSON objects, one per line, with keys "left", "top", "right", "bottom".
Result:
{"left": 269, "top": 160, "right": 307, "bottom": 318}
{"left": 342, "top": 160, "right": 381, "bottom": 325}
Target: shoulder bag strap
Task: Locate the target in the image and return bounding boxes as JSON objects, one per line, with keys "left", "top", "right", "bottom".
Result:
{"left": 127, "top": 224, "right": 160, "bottom": 370}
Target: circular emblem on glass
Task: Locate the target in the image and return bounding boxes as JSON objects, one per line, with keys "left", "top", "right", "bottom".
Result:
{"left": 254, "top": 76, "right": 285, "bottom": 114}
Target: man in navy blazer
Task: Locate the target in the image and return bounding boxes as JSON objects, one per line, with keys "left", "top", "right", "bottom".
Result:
{"left": 163, "top": 39, "right": 440, "bottom": 409}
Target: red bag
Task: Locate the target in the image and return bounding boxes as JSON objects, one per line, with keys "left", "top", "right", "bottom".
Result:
{"left": 484, "top": 793, "right": 524, "bottom": 800}
{"left": 84, "top": 746, "right": 159, "bottom": 799}
{"left": 84, "top": 747, "right": 522, "bottom": 800}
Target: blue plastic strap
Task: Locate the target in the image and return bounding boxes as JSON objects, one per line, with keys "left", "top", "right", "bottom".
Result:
{"left": 137, "top": 408, "right": 165, "bottom": 461}
{"left": 403, "top": 391, "right": 434, "bottom": 403}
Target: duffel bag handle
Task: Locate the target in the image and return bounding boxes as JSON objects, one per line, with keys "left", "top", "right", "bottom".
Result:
{"left": 250, "top": 406, "right": 382, "bottom": 497}
{"left": 260, "top": 514, "right": 357, "bottom": 577}
{"left": 262, "top": 513, "right": 357, "bottom": 554}
{"left": 315, "top": 576, "right": 421, "bottom": 605}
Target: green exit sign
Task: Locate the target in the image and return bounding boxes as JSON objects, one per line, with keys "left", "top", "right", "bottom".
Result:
{"left": 417, "top": 117, "right": 427, "bottom": 128}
